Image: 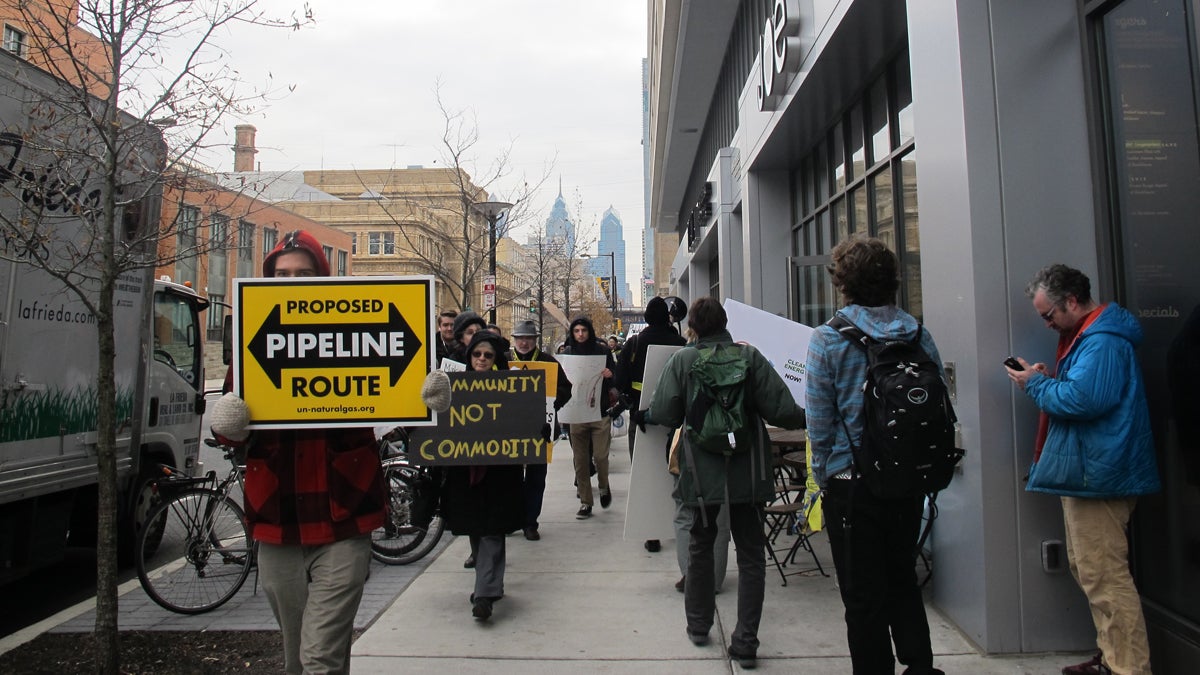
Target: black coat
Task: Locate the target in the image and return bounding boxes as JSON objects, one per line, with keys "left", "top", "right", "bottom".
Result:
{"left": 615, "top": 323, "right": 686, "bottom": 407}
{"left": 441, "top": 464, "right": 525, "bottom": 536}
{"left": 439, "top": 331, "right": 526, "bottom": 537}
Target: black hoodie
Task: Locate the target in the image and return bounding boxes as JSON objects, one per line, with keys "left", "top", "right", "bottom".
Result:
{"left": 615, "top": 297, "right": 686, "bottom": 406}
{"left": 564, "top": 316, "right": 617, "bottom": 409}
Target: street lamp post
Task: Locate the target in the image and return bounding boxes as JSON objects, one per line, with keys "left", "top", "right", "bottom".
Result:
{"left": 473, "top": 200, "right": 513, "bottom": 325}
{"left": 582, "top": 251, "right": 618, "bottom": 333}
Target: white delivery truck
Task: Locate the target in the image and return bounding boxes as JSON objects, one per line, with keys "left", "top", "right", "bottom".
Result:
{"left": 0, "top": 50, "right": 209, "bottom": 584}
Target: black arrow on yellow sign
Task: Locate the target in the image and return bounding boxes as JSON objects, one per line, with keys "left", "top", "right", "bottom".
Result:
{"left": 247, "top": 303, "right": 422, "bottom": 388}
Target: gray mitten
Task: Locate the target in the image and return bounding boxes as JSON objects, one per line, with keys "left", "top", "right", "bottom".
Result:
{"left": 421, "top": 370, "right": 452, "bottom": 412}
{"left": 210, "top": 392, "right": 251, "bottom": 442}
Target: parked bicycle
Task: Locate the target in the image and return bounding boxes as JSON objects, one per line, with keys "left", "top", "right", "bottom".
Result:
{"left": 135, "top": 438, "right": 255, "bottom": 614}
{"left": 371, "top": 427, "right": 446, "bottom": 565}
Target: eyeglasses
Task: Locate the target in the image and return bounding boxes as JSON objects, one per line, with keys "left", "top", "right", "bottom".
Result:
{"left": 471, "top": 350, "right": 496, "bottom": 360}
{"left": 1039, "top": 305, "right": 1061, "bottom": 322}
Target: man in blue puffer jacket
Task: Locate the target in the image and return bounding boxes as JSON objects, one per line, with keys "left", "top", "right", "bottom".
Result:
{"left": 1007, "top": 264, "right": 1159, "bottom": 675}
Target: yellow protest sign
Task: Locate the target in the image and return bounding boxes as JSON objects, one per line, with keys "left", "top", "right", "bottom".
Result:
{"left": 232, "top": 275, "right": 436, "bottom": 429}
{"left": 509, "top": 360, "right": 557, "bottom": 395}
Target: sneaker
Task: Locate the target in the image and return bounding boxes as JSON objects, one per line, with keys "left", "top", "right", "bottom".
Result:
{"left": 599, "top": 490, "right": 612, "bottom": 509}
{"left": 472, "top": 596, "right": 493, "bottom": 620}
{"left": 576, "top": 505, "right": 592, "bottom": 519}
{"left": 1061, "top": 653, "right": 1111, "bottom": 675}
{"left": 644, "top": 539, "right": 661, "bottom": 552}
{"left": 686, "top": 629, "right": 710, "bottom": 646}
{"left": 728, "top": 645, "right": 757, "bottom": 669}
{"left": 675, "top": 575, "right": 686, "bottom": 592}
{"left": 523, "top": 527, "right": 540, "bottom": 541}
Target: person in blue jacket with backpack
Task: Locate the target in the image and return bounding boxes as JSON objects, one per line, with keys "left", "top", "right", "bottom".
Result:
{"left": 1007, "top": 264, "right": 1159, "bottom": 675}
{"left": 806, "top": 236, "right": 946, "bottom": 675}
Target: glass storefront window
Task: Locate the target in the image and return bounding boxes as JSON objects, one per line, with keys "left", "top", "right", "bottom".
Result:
{"left": 786, "top": 51, "right": 918, "bottom": 326}
{"left": 1096, "top": 0, "right": 1200, "bottom": 636}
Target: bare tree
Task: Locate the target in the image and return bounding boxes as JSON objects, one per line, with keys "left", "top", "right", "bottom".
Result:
{"left": 357, "top": 83, "right": 552, "bottom": 322}
{"left": 0, "top": 2, "right": 307, "bottom": 670}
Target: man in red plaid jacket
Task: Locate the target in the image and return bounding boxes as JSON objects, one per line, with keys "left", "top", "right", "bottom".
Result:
{"left": 213, "top": 230, "right": 449, "bottom": 674}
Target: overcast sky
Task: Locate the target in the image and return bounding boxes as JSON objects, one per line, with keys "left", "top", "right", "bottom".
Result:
{"left": 196, "top": 1, "right": 648, "bottom": 299}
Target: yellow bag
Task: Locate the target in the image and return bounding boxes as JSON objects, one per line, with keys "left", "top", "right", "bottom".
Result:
{"left": 803, "top": 439, "right": 824, "bottom": 533}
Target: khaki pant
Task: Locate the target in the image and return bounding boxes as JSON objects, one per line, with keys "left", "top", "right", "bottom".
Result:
{"left": 258, "top": 534, "right": 372, "bottom": 675}
{"left": 570, "top": 419, "right": 611, "bottom": 506}
{"left": 1062, "top": 496, "right": 1153, "bottom": 675}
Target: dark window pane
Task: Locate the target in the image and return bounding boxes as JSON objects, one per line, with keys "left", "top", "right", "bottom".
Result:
{"left": 869, "top": 77, "right": 890, "bottom": 165}
{"left": 820, "top": 208, "right": 834, "bottom": 254}
{"left": 833, "top": 197, "right": 848, "bottom": 243}
{"left": 849, "top": 103, "right": 865, "bottom": 181}
{"left": 814, "top": 141, "right": 829, "bottom": 205}
{"left": 850, "top": 186, "right": 867, "bottom": 234}
{"left": 873, "top": 166, "right": 895, "bottom": 249}
{"left": 831, "top": 122, "right": 846, "bottom": 193}
{"left": 901, "top": 151, "right": 920, "bottom": 257}
{"left": 896, "top": 54, "right": 914, "bottom": 146}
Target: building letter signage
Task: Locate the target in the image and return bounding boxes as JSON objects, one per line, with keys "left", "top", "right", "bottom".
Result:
{"left": 756, "top": 0, "right": 801, "bottom": 113}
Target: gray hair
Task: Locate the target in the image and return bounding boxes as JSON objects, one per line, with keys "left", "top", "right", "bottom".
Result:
{"left": 1025, "top": 264, "right": 1092, "bottom": 306}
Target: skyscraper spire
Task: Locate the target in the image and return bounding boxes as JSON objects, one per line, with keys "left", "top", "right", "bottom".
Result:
{"left": 558, "top": 175, "right": 563, "bottom": 199}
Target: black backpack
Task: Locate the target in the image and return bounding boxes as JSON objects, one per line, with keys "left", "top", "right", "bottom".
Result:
{"left": 827, "top": 315, "right": 964, "bottom": 500}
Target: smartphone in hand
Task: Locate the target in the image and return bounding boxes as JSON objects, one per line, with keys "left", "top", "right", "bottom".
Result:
{"left": 1003, "top": 356, "right": 1024, "bottom": 371}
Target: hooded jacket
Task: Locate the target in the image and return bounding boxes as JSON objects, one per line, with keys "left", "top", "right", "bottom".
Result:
{"left": 805, "top": 304, "right": 945, "bottom": 488}
{"left": 564, "top": 316, "right": 617, "bottom": 406}
{"left": 1023, "top": 303, "right": 1161, "bottom": 497}
{"left": 647, "top": 329, "right": 806, "bottom": 506}
{"left": 228, "top": 230, "right": 385, "bottom": 546}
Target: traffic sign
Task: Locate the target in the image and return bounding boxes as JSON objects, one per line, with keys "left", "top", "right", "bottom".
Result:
{"left": 232, "top": 275, "right": 437, "bottom": 429}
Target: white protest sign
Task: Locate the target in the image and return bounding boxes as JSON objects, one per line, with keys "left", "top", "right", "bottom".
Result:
{"left": 624, "top": 344, "right": 684, "bottom": 542}
{"left": 723, "top": 299, "right": 813, "bottom": 407}
{"left": 555, "top": 354, "right": 607, "bottom": 423}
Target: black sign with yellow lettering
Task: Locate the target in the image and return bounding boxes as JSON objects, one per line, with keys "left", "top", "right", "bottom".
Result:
{"left": 408, "top": 370, "right": 549, "bottom": 465}
{"left": 233, "top": 275, "right": 436, "bottom": 429}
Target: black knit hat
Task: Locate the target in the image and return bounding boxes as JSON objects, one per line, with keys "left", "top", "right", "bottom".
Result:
{"left": 452, "top": 311, "right": 487, "bottom": 340}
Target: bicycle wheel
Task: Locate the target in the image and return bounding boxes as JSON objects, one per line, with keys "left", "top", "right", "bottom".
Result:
{"left": 371, "top": 468, "right": 445, "bottom": 565}
{"left": 136, "top": 488, "right": 254, "bottom": 614}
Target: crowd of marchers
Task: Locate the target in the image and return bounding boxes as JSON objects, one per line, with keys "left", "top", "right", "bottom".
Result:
{"left": 210, "top": 229, "right": 1155, "bottom": 675}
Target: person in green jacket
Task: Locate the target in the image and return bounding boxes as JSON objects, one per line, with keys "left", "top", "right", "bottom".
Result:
{"left": 636, "top": 296, "right": 806, "bottom": 669}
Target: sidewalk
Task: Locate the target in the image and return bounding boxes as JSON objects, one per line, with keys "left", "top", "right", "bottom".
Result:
{"left": 351, "top": 438, "right": 1080, "bottom": 673}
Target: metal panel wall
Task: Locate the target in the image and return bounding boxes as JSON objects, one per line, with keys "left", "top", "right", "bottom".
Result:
{"left": 908, "top": 0, "right": 1099, "bottom": 652}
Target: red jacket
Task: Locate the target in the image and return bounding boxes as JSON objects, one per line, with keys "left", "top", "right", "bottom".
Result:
{"left": 242, "top": 426, "right": 385, "bottom": 545}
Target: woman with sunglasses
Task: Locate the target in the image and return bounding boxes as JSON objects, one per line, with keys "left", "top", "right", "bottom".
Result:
{"left": 439, "top": 330, "right": 527, "bottom": 621}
